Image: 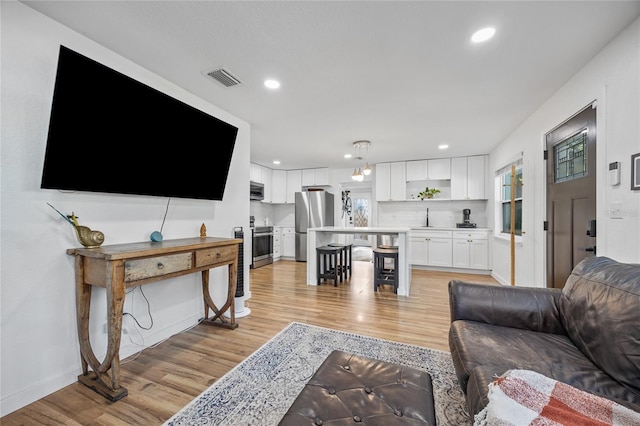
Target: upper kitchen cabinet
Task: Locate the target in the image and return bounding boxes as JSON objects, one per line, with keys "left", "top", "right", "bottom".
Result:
{"left": 301, "top": 168, "right": 329, "bottom": 186}
{"left": 451, "top": 155, "right": 487, "bottom": 200}
{"left": 286, "top": 169, "right": 302, "bottom": 204}
{"left": 406, "top": 160, "right": 427, "bottom": 181}
{"left": 406, "top": 159, "right": 451, "bottom": 181}
{"left": 261, "top": 167, "right": 272, "bottom": 203}
{"left": 271, "top": 170, "right": 287, "bottom": 203}
{"left": 376, "top": 162, "right": 406, "bottom": 201}
{"left": 427, "top": 158, "right": 451, "bottom": 180}
{"left": 250, "top": 163, "right": 263, "bottom": 183}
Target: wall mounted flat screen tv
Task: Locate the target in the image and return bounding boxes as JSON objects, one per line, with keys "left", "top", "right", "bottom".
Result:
{"left": 41, "top": 46, "right": 238, "bottom": 201}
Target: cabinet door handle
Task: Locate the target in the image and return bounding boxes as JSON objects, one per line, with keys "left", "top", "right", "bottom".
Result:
{"left": 157, "top": 262, "right": 164, "bottom": 269}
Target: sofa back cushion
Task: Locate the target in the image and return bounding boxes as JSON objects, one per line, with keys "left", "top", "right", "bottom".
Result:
{"left": 559, "top": 256, "right": 640, "bottom": 393}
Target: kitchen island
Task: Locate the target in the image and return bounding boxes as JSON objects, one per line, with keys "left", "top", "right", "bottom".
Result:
{"left": 307, "top": 226, "right": 412, "bottom": 296}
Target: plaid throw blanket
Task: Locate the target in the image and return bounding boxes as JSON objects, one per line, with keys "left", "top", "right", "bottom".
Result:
{"left": 474, "top": 370, "right": 640, "bottom": 426}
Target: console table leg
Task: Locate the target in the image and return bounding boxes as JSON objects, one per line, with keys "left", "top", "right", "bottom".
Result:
{"left": 201, "top": 269, "right": 238, "bottom": 329}
{"left": 75, "top": 256, "right": 128, "bottom": 401}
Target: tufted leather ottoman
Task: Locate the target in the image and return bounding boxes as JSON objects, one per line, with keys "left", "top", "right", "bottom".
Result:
{"left": 279, "top": 350, "right": 436, "bottom": 425}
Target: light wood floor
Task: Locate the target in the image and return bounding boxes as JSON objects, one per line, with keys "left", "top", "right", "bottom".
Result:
{"left": 2, "top": 260, "right": 498, "bottom": 425}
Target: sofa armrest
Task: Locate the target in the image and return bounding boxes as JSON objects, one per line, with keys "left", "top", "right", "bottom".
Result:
{"left": 448, "top": 280, "right": 566, "bottom": 335}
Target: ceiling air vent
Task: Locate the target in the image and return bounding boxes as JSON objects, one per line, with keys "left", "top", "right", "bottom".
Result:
{"left": 205, "top": 67, "right": 242, "bottom": 87}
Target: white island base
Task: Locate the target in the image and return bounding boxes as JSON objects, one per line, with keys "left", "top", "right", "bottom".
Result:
{"left": 306, "top": 227, "right": 412, "bottom": 296}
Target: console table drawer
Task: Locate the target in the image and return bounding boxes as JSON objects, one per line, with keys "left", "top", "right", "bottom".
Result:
{"left": 125, "top": 253, "right": 193, "bottom": 282}
{"left": 195, "top": 246, "right": 237, "bottom": 267}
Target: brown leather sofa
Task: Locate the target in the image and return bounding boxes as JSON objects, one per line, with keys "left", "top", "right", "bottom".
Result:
{"left": 448, "top": 256, "right": 640, "bottom": 418}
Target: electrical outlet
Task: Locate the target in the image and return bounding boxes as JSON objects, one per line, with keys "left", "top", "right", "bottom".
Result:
{"left": 103, "top": 322, "right": 129, "bottom": 334}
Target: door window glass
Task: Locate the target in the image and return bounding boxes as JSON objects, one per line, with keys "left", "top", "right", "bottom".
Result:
{"left": 555, "top": 129, "right": 588, "bottom": 183}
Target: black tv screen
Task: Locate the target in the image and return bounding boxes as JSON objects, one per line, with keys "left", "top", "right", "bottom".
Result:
{"left": 41, "top": 46, "right": 238, "bottom": 201}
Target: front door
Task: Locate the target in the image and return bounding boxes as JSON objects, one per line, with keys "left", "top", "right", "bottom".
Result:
{"left": 545, "top": 104, "right": 597, "bottom": 289}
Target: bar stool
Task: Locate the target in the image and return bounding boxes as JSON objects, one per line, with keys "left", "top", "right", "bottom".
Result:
{"left": 316, "top": 246, "right": 342, "bottom": 286}
{"left": 373, "top": 247, "right": 398, "bottom": 293}
{"left": 328, "top": 243, "right": 352, "bottom": 280}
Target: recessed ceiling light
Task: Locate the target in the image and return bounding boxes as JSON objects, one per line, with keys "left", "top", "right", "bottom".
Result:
{"left": 471, "top": 27, "right": 496, "bottom": 43}
{"left": 273, "top": 160, "right": 281, "bottom": 165}
{"left": 344, "top": 154, "right": 353, "bottom": 159}
{"left": 264, "top": 79, "right": 280, "bottom": 89}
{"left": 438, "top": 144, "right": 449, "bottom": 150}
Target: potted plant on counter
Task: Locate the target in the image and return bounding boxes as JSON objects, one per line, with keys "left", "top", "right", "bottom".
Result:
{"left": 417, "top": 187, "right": 440, "bottom": 200}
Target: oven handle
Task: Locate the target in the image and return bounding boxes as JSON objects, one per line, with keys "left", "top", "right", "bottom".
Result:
{"left": 253, "top": 232, "right": 273, "bottom": 237}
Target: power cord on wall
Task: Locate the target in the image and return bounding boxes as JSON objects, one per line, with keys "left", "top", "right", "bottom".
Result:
{"left": 150, "top": 198, "right": 171, "bottom": 242}
{"left": 124, "top": 286, "right": 153, "bottom": 331}
{"left": 120, "top": 285, "right": 205, "bottom": 365}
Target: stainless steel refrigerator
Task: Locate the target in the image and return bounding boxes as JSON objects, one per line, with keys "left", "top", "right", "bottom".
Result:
{"left": 295, "top": 190, "right": 334, "bottom": 261}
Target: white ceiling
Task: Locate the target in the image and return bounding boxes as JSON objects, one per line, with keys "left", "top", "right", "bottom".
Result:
{"left": 23, "top": 1, "right": 640, "bottom": 170}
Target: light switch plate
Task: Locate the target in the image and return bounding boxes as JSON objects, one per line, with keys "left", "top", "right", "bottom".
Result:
{"left": 610, "top": 202, "right": 623, "bottom": 219}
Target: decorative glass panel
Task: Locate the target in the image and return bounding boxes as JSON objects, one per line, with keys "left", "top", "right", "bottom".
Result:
{"left": 555, "top": 130, "right": 587, "bottom": 183}
{"left": 353, "top": 198, "right": 369, "bottom": 227}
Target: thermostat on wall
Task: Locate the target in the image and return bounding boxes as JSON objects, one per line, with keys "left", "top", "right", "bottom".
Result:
{"left": 609, "top": 161, "right": 621, "bottom": 186}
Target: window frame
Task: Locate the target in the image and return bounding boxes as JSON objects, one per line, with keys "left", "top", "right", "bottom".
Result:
{"left": 494, "top": 159, "right": 523, "bottom": 243}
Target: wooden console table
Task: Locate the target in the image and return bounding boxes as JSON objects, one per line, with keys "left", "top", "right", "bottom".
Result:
{"left": 67, "top": 236, "right": 242, "bottom": 402}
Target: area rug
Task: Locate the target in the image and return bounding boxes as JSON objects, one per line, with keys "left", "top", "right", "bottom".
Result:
{"left": 165, "top": 322, "right": 470, "bottom": 425}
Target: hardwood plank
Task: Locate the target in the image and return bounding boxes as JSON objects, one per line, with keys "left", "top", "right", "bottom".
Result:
{"left": 1, "top": 260, "right": 497, "bottom": 425}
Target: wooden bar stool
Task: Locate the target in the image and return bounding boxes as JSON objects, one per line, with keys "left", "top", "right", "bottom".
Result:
{"left": 328, "top": 243, "right": 352, "bottom": 280}
{"left": 373, "top": 247, "right": 398, "bottom": 293}
{"left": 316, "top": 246, "right": 341, "bottom": 286}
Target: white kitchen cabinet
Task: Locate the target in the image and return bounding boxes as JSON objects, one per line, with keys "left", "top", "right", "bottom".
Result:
{"left": 271, "top": 170, "right": 287, "bottom": 203}
{"left": 286, "top": 170, "right": 302, "bottom": 204}
{"left": 301, "top": 168, "right": 330, "bottom": 186}
{"left": 273, "top": 227, "right": 282, "bottom": 260}
{"left": 451, "top": 155, "right": 487, "bottom": 200}
{"left": 250, "top": 163, "right": 263, "bottom": 183}
{"left": 427, "top": 158, "right": 451, "bottom": 180}
{"left": 406, "top": 158, "right": 451, "bottom": 181}
{"left": 406, "top": 160, "right": 428, "bottom": 181}
{"left": 261, "top": 167, "right": 272, "bottom": 203}
{"left": 282, "top": 227, "right": 295, "bottom": 257}
{"left": 452, "top": 230, "right": 489, "bottom": 269}
{"left": 375, "top": 162, "right": 406, "bottom": 201}
{"left": 410, "top": 230, "right": 452, "bottom": 267}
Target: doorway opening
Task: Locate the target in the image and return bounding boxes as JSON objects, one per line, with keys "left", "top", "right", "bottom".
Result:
{"left": 342, "top": 187, "right": 374, "bottom": 262}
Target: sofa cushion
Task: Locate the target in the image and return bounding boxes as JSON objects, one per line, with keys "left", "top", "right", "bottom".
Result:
{"left": 449, "top": 320, "right": 640, "bottom": 413}
{"left": 559, "top": 256, "right": 640, "bottom": 395}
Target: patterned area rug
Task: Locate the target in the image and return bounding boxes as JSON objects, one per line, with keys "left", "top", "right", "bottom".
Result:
{"left": 165, "top": 322, "right": 470, "bottom": 425}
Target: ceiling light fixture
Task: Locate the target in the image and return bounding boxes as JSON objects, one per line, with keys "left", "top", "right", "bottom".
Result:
{"left": 273, "top": 160, "right": 281, "bottom": 165}
{"left": 471, "top": 27, "right": 496, "bottom": 43}
{"left": 438, "top": 144, "right": 449, "bottom": 150}
{"left": 264, "top": 79, "right": 280, "bottom": 89}
{"left": 351, "top": 140, "right": 371, "bottom": 181}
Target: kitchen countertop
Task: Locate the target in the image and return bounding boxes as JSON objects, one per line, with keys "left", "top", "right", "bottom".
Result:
{"left": 410, "top": 226, "right": 492, "bottom": 231}
{"left": 308, "top": 226, "right": 411, "bottom": 233}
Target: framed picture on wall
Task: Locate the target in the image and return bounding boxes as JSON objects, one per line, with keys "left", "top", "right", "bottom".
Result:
{"left": 632, "top": 153, "right": 640, "bottom": 190}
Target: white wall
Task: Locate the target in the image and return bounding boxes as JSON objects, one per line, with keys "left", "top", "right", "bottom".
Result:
{"left": 489, "top": 17, "right": 640, "bottom": 286}
{"left": 0, "top": 2, "right": 250, "bottom": 415}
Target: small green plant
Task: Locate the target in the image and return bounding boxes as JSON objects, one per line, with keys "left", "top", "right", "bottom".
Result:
{"left": 417, "top": 187, "right": 440, "bottom": 200}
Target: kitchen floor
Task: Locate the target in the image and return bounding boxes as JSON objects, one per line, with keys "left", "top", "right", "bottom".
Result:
{"left": 352, "top": 246, "right": 373, "bottom": 262}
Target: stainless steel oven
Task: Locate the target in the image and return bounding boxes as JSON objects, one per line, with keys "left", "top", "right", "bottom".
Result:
{"left": 251, "top": 226, "right": 273, "bottom": 268}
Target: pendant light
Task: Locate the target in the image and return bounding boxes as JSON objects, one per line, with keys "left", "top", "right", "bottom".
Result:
{"left": 351, "top": 140, "right": 371, "bottom": 181}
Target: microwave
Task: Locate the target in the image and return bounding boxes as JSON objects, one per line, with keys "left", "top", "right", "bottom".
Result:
{"left": 250, "top": 181, "right": 264, "bottom": 201}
